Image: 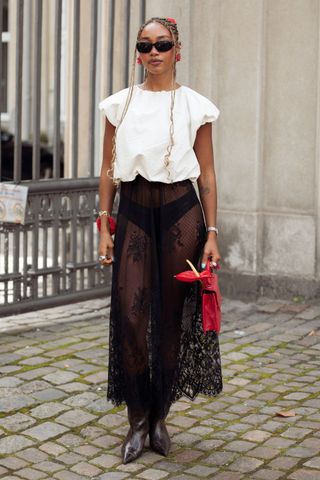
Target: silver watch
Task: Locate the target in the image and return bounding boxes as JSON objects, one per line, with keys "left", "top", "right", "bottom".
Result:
{"left": 207, "top": 226, "right": 219, "bottom": 235}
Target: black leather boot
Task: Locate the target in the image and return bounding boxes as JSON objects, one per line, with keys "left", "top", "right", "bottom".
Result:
{"left": 149, "top": 417, "right": 171, "bottom": 456}
{"left": 122, "top": 408, "right": 149, "bottom": 464}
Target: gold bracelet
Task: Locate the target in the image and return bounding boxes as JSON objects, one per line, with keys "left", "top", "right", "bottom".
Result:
{"left": 99, "top": 210, "right": 110, "bottom": 217}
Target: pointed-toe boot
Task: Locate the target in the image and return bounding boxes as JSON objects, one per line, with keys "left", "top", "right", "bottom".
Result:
{"left": 149, "top": 418, "right": 171, "bottom": 456}
{"left": 121, "top": 409, "right": 149, "bottom": 464}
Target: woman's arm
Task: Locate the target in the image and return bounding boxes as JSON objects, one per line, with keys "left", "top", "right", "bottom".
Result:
{"left": 194, "top": 122, "right": 221, "bottom": 267}
{"left": 98, "top": 117, "right": 117, "bottom": 265}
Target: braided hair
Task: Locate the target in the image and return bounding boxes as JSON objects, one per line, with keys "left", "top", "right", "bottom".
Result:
{"left": 107, "top": 17, "right": 180, "bottom": 184}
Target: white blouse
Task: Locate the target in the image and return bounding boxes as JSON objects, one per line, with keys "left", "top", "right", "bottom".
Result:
{"left": 98, "top": 85, "right": 220, "bottom": 184}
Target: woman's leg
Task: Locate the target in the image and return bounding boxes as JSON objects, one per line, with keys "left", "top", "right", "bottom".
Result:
{"left": 149, "top": 184, "right": 205, "bottom": 455}
{"left": 109, "top": 187, "right": 152, "bottom": 463}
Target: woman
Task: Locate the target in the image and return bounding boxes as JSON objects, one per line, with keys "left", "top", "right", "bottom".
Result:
{"left": 98, "top": 17, "right": 222, "bottom": 464}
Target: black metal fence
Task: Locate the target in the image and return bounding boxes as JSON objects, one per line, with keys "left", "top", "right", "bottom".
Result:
{"left": 0, "top": 0, "right": 146, "bottom": 315}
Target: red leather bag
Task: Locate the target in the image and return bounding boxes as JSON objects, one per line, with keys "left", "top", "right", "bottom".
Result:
{"left": 201, "top": 261, "right": 222, "bottom": 334}
{"left": 175, "top": 259, "right": 222, "bottom": 334}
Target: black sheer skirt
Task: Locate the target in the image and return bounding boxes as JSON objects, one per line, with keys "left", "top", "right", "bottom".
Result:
{"left": 108, "top": 175, "right": 222, "bottom": 418}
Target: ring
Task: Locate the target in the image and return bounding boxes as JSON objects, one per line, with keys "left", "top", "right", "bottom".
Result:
{"left": 99, "top": 255, "right": 106, "bottom": 262}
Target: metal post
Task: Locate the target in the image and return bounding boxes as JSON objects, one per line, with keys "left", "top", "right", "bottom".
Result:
{"left": 139, "top": 0, "right": 146, "bottom": 83}
{"left": 53, "top": 0, "right": 62, "bottom": 179}
{"left": 13, "top": 0, "right": 24, "bottom": 183}
{"left": 32, "top": 0, "right": 43, "bottom": 181}
{"left": 71, "top": 0, "right": 80, "bottom": 178}
{"left": 88, "top": 0, "right": 97, "bottom": 177}
{"left": 125, "top": 0, "right": 131, "bottom": 86}
{"left": 107, "top": 0, "right": 115, "bottom": 95}
{"left": 0, "top": 0, "right": 3, "bottom": 178}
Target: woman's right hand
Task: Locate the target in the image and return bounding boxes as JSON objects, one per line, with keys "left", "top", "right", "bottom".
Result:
{"left": 99, "top": 231, "right": 114, "bottom": 266}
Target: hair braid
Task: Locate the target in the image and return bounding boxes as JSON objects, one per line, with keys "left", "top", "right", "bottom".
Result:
{"left": 107, "top": 17, "right": 180, "bottom": 184}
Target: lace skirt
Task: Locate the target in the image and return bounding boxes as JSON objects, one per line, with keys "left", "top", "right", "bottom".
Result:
{"left": 107, "top": 175, "right": 222, "bottom": 416}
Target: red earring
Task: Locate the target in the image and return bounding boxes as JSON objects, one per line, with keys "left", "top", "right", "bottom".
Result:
{"left": 137, "top": 57, "right": 142, "bottom": 64}
{"left": 176, "top": 53, "right": 181, "bottom": 62}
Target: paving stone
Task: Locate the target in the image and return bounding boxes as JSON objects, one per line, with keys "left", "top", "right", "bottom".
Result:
{"left": 70, "top": 461, "right": 102, "bottom": 477}
{"left": 264, "top": 436, "right": 296, "bottom": 448}
{"left": 173, "top": 449, "right": 203, "bottom": 463}
{"left": 80, "top": 425, "right": 106, "bottom": 440}
{"left": 58, "top": 382, "right": 90, "bottom": 393}
{"left": 0, "top": 413, "right": 37, "bottom": 432}
{"left": 73, "top": 444, "right": 101, "bottom": 457}
{"left": 241, "top": 430, "right": 272, "bottom": 442}
{"left": 287, "top": 446, "right": 319, "bottom": 458}
{"left": 99, "top": 474, "right": 130, "bottom": 480}
{"left": 98, "top": 413, "right": 126, "bottom": 427}
{"left": 288, "top": 469, "right": 320, "bottom": 480}
{"left": 224, "top": 440, "right": 256, "bottom": 452}
{"left": 22, "top": 421, "right": 68, "bottom": 441}
{"left": 269, "top": 456, "right": 300, "bottom": 470}
{"left": 251, "top": 468, "right": 285, "bottom": 480}
{"left": 19, "top": 356, "right": 49, "bottom": 365}
{"left": 17, "top": 367, "right": 55, "bottom": 380}
{"left": 90, "top": 453, "right": 120, "bottom": 468}
{"left": 204, "top": 451, "right": 237, "bottom": 466}
{"left": 0, "top": 435, "right": 34, "bottom": 454}
{"left": 16, "top": 447, "right": 49, "bottom": 463}
{"left": 0, "top": 395, "right": 36, "bottom": 413}
{"left": 19, "top": 380, "right": 52, "bottom": 394}
{"left": 16, "top": 467, "right": 47, "bottom": 479}
{"left": 53, "top": 471, "right": 88, "bottom": 480}
{"left": 0, "top": 466, "right": 8, "bottom": 475}
{"left": 247, "top": 446, "right": 279, "bottom": 459}
{"left": 55, "top": 409, "right": 96, "bottom": 427}
{"left": 172, "top": 432, "right": 201, "bottom": 446}
{"left": 299, "top": 437, "right": 320, "bottom": 450}
{"left": 62, "top": 392, "right": 99, "bottom": 407}
{"left": 39, "top": 442, "right": 67, "bottom": 456}
{"left": 29, "top": 402, "right": 70, "bottom": 419}
{"left": 304, "top": 456, "right": 320, "bottom": 468}
{"left": 228, "top": 456, "right": 264, "bottom": 472}
{"left": 197, "top": 439, "right": 225, "bottom": 451}
{"left": 91, "top": 434, "right": 122, "bottom": 448}
{"left": 56, "top": 433, "right": 84, "bottom": 447}
{"left": 185, "top": 465, "right": 218, "bottom": 477}
{"left": 137, "top": 468, "right": 169, "bottom": 479}
{"left": 43, "top": 371, "right": 79, "bottom": 385}
{"left": 0, "top": 377, "right": 23, "bottom": 387}
{"left": 211, "top": 473, "right": 244, "bottom": 480}
{"left": 56, "top": 452, "right": 83, "bottom": 465}
{"left": 32, "top": 388, "right": 66, "bottom": 401}
{"left": 0, "top": 457, "right": 29, "bottom": 470}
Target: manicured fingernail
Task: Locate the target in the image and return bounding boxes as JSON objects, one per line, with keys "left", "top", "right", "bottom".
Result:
{"left": 201, "top": 263, "right": 206, "bottom": 269}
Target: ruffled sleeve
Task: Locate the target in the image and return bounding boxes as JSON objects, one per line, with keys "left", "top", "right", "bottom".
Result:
{"left": 98, "top": 88, "right": 129, "bottom": 127}
{"left": 184, "top": 87, "right": 220, "bottom": 132}
{"left": 199, "top": 95, "right": 220, "bottom": 125}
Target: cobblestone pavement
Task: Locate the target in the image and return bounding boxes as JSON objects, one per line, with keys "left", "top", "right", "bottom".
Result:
{"left": 0, "top": 297, "right": 320, "bottom": 480}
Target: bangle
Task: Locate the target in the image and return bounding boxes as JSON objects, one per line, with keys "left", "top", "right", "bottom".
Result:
{"left": 207, "top": 226, "right": 219, "bottom": 235}
{"left": 99, "top": 210, "right": 110, "bottom": 217}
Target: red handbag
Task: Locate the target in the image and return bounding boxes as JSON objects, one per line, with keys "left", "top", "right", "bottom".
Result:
{"left": 96, "top": 216, "right": 116, "bottom": 235}
{"left": 175, "top": 259, "right": 222, "bottom": 334}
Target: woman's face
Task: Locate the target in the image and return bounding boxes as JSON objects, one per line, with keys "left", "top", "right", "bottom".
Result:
{"left": 137, "top": 22, "right": 178, "bottom": 75}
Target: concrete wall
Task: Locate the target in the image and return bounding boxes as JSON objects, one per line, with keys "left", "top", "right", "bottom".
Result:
{"left": 97, "top": 0, "right": 320, "bottom": 299}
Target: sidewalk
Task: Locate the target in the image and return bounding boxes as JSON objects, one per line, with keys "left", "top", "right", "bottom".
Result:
{"left": 0, "top": 297, "right": 319, "bottom": 480}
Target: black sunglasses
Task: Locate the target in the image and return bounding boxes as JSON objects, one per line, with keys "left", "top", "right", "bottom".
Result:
{"left": 136, "top": 40, "right": 175, "bottom": 54}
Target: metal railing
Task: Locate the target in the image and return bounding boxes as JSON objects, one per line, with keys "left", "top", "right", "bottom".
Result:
{"left": 0, "top": 0, "right": 146, "bottom": 315}
{"left": 0, "top": 178, "right": 110, "bottom": 315}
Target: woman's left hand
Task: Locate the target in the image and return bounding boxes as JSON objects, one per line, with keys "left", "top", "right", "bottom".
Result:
{"left": 201, "top": 234, "right": 221, "bottom": 268}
